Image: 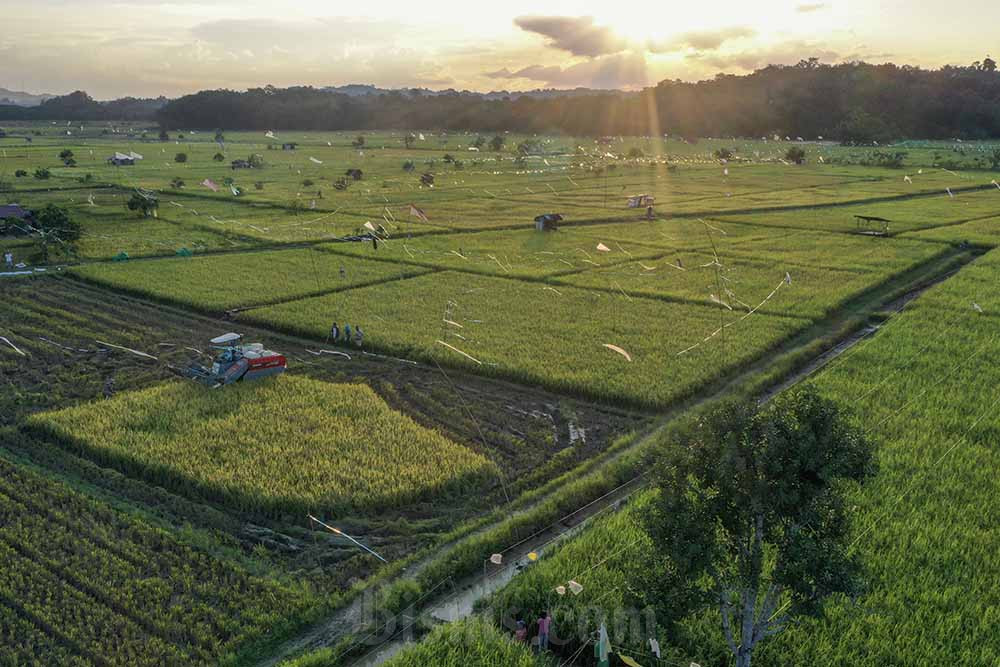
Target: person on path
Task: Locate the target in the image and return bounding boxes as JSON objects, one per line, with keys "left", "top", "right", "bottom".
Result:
{"left": 343, "top": 323, "right": 352, "bottom": 343}
{"left": 354, "top": 326, "right": 364, "bottom": 347}
{"left": 328, "top": 322, "right": 340, "bottom": 343}
{"left": 537, "top": 611, "right": 551, "bottom": 652}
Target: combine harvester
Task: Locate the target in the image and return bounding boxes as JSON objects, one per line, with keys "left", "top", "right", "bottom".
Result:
{"left": 183, "top": 333, "right": 287, "bottom": 387}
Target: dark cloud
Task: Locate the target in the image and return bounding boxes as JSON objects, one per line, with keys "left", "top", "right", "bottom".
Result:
{"left": 513, "top": 16, "right": 628, "bottom": 57}
{"left": 796, "top": 3, "right": 829, "bottom": 12}
{"left": 484, "top": 53, "right": 647, "bottom": 89}
{"left": 650, "top": 26, "right": 756, "bottom": 53}
{"left": 687, "top": 41, "right": 841, "bottom": 71}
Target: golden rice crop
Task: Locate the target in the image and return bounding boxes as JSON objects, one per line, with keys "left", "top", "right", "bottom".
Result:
{"left": 30, "top": 375, "right": 497, "bottom": 517}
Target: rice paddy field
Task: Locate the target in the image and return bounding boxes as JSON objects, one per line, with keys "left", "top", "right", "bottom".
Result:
{"left": 3, "top": 121, "right": 1000, "bottom": 666}
{"left": 29, "top": 376, "right": 498, "bottom": 517}
{"left": 478, "top": 250, "right": 1000, "bottom": 667}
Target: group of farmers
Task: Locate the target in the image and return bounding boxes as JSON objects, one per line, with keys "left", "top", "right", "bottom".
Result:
{"left": 328, "top": 321, "right": 363, "bottom": 347}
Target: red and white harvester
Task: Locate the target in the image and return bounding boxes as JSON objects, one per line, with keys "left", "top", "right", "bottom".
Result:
{"left": 183, "top": 333, "right": 286, "bottom": 387}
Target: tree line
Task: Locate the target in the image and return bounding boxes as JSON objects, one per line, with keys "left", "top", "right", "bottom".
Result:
{"left": 5, "top": 59, "right": 1000, "bottom": 141}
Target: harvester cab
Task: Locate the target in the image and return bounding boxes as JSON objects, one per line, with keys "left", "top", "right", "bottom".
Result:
{"left": 183, "top": 333, "right": 287, "bottom": 387}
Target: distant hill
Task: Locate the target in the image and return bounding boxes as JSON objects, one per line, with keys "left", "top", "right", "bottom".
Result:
{"left": 0, "top": 91, "right": 168, "bottom": 122}
{"left": 0, "top": 87, "right": 55, "bottom": 106}
{"left": 321, "top": 84, "right": 620, "bottom": 100}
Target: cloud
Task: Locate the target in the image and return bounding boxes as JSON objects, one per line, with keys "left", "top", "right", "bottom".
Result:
{"left": 686, "top": 41, "right": 841, "bottom": 71}
{"left": 796, "top": 3, "right": 829, "bottom": 12}
{"left": 650, "top": 26, "right": 756, "bottom": 53}
{"left": 513, "top": 16, "right": 628, "bottom": 57}
{"left": 484, "top": 53, "right": 648, "bottom": 89}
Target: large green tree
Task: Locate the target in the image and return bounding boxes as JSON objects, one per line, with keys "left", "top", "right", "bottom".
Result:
{"left": 644, "top": 387, "right": 876, "bottom": 667}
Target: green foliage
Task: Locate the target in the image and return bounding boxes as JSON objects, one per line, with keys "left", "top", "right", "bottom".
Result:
{"left": 382, "top": 617, "right": 541, "bottom": 667}
{"left": 34, "top": 204, "right": 81, "bottom": 241}
{"left": 352, "top": 134, "right": 365, "bottom": 148}
{"left": 644, "top": 387, "right": 875, "bottom": 664}
{"left": 785, "top": 146, "right": 807, "bottom": 164}
{"left": 212, "top": 152, "right": 224, "bottom": 162}
{"left": 14, "top": 169, "right": 27, "bottom": 177}
{"left": 33, "top": 167, "right": 50, "bottom": 180}
{"left": 714, "top": 148, "right": 734, "bottom": 160}
{"left": 174, "top": 152, "right": 187, "bottom": 163}
{"left": 490, "top": 134, "right": 506, "bottom": 151}
{"left": 402, "top": 160, "right": 415, "bottom": 172}
{"left": 126, "top": 192, "right": 158, "bottom": 217}
{"left": 58, "top": 148, "right": 74, "bottom": 160}
{"left": 627, "top": 146, "right": 644, "bottom": 158}
{"left": 170, "top": 177, "right": 185, "bottom": 189}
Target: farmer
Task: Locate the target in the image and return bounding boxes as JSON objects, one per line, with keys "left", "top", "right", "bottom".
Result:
{"left": 514, "top": 619, "right": 528, "bottom": 643}
{"left": 103, "top": 376, "right": 115, "bottom": 399}
{"left": 343, "top": 323, "right": 352, "bottom": 343}
{"left": 537, "top": 611, "right": 551, "bottom": 652}
{"left": 354, "top": 326, "right": 364, "bottom": 347}
{"left": 3, "top": 250, "right": 13, "bottom": 269}
{"left": 329, "top": 322, "right": 340, "bottom": 342}
{"left": 646, "top": 205, "right": 654, "bottom": 220}
{"left": 339, "top": 265, "right": 346, "bottom": 279}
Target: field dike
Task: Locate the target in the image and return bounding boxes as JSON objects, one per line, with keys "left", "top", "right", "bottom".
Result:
{"left": 256, "top": 243, "right": 982, "bottom": 667}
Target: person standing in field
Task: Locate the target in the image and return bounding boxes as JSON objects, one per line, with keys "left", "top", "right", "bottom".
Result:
{"left": 536, "top": 611, "right": 551, "bottom": 652}
{"left": 328, "top": 322, "right": 340, "bottom": 343}
{"left": 354, "top": 326, "right": 363, "bottom": 347}
{"left": 3, "top": 250, "right": 12, "bottom": 269}
{"left": 343, "top": 323, "right": 352, "bottom": 343}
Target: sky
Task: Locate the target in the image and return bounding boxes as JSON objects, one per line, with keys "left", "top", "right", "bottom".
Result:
{"left": 1, "top": 1, "right": 996, "bottom": 99}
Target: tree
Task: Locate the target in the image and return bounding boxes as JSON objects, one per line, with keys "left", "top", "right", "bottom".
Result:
{"left": 214, "top": 129, "right": 225, "bottom": 144}
{"left": 489, "top": 134, "right": 505, "bottom": 152}
{"left": 402, "top": 160, "right": 415, "bottom": 172}
{"left": 785, "top": 146, "right": 806, "bottom": 164}
{"left": 126, "top": 192, "right": 159, "bottom": 217}
{"left": 248, "top": 153, "right": 264, "bottom": 168}
{"left": 714, "top": 148, "right": 734, "bottom": 160}
{"left": 158, "top": 129, "right": 169, "bottom": 142}
{"left": 404, "top": 134, "right": 415, "bottom": 149}
{"left": 644, "top": 387, "right": 876, "bottom": 667}
{"left": 59, "top": 149, "right": 74, "bottom": 160}
{"left": 212, "top": 152, "right": 225, "bottom": 162}
{"left": 989, "top": 149, "right": 1000, "bottom": 170}
{"left": 14, "top": 170, "right": 27, "bottom": 178}
{"left": 175, "top": 152, "right": 188, "bottom": 163}
{"left": 170, "top": 177, "right": 185, "bottom": 189}
{"left": 34, "top": 168, "right": 51, "bottom": 180}
{"left": 627, "top": 146, "right": 644, "bottom": 159}
{"left": 352, "top": 135, "right": 365, "bottom": 148}
{"left": 33, "top": 204, "right": 81, "bottom": 260}
{"left": 443, "top": 153, "right": 455, "bottom": 163}
{"left": 473, "top": 135, "right": 486, "bottom": 149}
